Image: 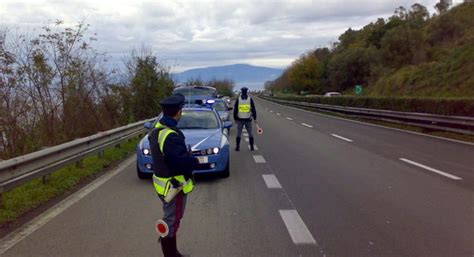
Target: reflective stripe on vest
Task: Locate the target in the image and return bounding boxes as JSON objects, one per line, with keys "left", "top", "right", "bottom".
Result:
{"left": 237, "top": 96, "right": 252, "bottom": 119}
{"left": 152, "top": 123, "right": 195, "bottom": 196}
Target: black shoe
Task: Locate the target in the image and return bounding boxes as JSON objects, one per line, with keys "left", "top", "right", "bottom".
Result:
{"left": 249, "top": 137, "right": 255, "bottom": 151}
{"left": 235, "top": 137, "right": 241, "bottom": 151}
{"left": 160, "top": 237, "right": 177, "bottom": 257}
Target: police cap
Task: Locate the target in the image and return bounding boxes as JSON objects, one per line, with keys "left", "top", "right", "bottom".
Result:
{"left": 241, "top": 87, "right": 248, "bottom": 92}
{"left": 159, "top": 94, "right": 185, "bottom": 109}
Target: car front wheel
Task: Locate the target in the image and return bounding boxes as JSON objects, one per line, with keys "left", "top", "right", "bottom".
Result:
{"left": 137, "top": 163, "right": 150, "bottom": 179}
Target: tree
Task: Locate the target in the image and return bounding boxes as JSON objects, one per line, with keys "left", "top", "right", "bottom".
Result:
{"left": 327, "top": 47, "right": 375, "bottom": 92}
{"left": 129, "top": 52, "right": 173, "bottom": 120}
{"left": 207, "top": 79, "right": 234, "bottom": 96}
{"left": 380, "top": 25, "right": 426, "bottom": 68}
{"left": 435, "top": 0, "right": 452, "bottom": 14}
{"left": 288, "top": 52, "right": 323, "bottom": 94}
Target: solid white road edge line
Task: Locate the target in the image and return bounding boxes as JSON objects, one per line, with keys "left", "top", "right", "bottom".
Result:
{"left": 262, "top": 174, "right": 282, "bottom": 189}
{"left": 0, "top": 156, "right": 137, "bottom": 255}
{"left": 286, "top": 117, "right": 293, "bottom": 121}
{"left": 331, "top": 134, "right": 353, "bottom": 142}
{"left": 279, "top": 210, "right": 317, "bottom": 245}
{"left": 399, "top": 158, "right": 462, "bottom": 180}
{"left": 253, "top": 155, "right": 266, "bottom": 163}
{"left": 301, "top": 123, "right": 313, "bottom": 128}
{"left": 257, "top": 97, "right": 474, "bottom": 146}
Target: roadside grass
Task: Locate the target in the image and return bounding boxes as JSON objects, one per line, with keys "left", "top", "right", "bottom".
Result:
{"left": 0, "top": 138, "right": 140, "bottom": 225}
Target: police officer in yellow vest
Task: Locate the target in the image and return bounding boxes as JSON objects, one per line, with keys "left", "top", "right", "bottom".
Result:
{"left": 149, "top": 93, "right": 199, "bottom": 257}
{"left": 233, "top": 87, "right": 257, "bottom": 151}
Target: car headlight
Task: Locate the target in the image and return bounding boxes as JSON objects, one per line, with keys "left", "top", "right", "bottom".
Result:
{"left": 196, "top": 147, "right": 220, "bottom": 155}
{"left": 142, "top": 148, "right": 151, "bottom": 155}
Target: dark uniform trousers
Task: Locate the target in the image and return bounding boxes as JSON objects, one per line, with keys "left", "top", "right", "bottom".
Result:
{"left": 159, "top": 192, "right": 187, "bottom": 237}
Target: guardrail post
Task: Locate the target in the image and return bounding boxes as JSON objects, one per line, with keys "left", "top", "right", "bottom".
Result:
{"left": 98, "top": 150, "right": 104, "bottom": 159}
{"left": 115, "top": 143, "right": 121, "bottom": 149}
{"left": 0, "top": 193, "right": 3, "bottom": 209}
{"left": 42, "top": 174, "right": 50, "bottom": 184}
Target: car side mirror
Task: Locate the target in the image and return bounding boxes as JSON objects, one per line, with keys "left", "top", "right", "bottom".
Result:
{"left": 223, "top": 121, "right": 232, "bottom": 129}
{"left": 144, "top": 122, "right": 153, "bottom": 130}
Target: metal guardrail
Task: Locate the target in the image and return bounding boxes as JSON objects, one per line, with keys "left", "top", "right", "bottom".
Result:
{"left": 0, "top": 118, "right": 154, "bottom": 207}
{"left": 259, "top": 96, "right": 474, "bottom": 135}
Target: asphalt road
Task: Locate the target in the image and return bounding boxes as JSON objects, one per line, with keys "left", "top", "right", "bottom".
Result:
{"left": 1, "top": 97, "right": 472, "bottom": 257}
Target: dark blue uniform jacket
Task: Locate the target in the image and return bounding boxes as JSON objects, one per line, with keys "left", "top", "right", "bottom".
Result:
{"left": 149, "top": 116, "right": 198, "bottom": 179}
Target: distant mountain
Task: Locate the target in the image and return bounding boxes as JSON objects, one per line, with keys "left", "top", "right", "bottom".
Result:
{"left": 173, "top": 64, "right": 284, "bottom": 90}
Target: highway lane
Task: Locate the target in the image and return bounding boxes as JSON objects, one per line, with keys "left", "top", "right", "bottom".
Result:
{"left": 256, "top": 97, "right": 474, "bottom": 187}
{"left": 1, "top": 124, "right": 320, "bottom": 256}
{"left": 253, "top": 97, "right": 473, "bottom": 257}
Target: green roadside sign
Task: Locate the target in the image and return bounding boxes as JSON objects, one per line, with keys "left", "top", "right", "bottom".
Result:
{"left": 355, "top": 85, "right": 363, "bottom": 95}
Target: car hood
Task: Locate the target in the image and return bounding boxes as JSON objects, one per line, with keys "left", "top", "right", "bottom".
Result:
{"left": 182, "top": 128, "right": 224, "bottom": 150}
{"left": 140, "top": 128, "right": 226, "bottom": 150}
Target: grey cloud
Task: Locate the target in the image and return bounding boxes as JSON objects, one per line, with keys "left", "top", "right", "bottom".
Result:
{"left": 1, "top": 0, "right": 443, "bottom": 72}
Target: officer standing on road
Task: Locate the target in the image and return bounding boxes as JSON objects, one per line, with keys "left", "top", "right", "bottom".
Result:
{"left": 149, "top": 93, "right": 199, "bottom": 257}
{"left": 233, "top": 87, "right": 257, "bottom": 151}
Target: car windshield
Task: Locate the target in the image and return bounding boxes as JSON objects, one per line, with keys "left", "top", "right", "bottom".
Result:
{"left": 177, "top": 110, "right": 219, "bottom": 129}
{"left": 213, "top": 102, "right": 227, "bottom": 111}
{"left": 173, "top": 87, "right": 216, "bottom": 97}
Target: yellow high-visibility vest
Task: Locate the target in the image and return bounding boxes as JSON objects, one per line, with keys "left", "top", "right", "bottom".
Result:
{"left": 152, "top": 123, "right": 194, "bottom": 196}
{"left": 237, "top": 96, "right": 252, "bottom": 119}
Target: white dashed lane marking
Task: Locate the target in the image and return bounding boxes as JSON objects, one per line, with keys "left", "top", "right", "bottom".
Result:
{"left": 253, "top": 155, "right": 266, "bottom": 163}
{"left": 279, "top": 210, "right": 317, "bottom": 245}
{"left": 400, "top": 158, "right": 462, "bottom": 180}
{"left": 248, "top": 145, "right": 259, "bottom": 150}
{"left": 276, "top": 113, "right": 281, "bottom": 116}
{"left": 262, "top": 174, "right": 282, "bottom": 189}
{"left": 244, "top": 138, "right": 249, "bottom": 142}
{"left": 301, "top": 123, "right": 313, "bottom": 128}
{"left": 286, "top": 117, "right": 293, "bottom": 121}
{"left": 331, "top": 134, "right": 353, "bottom": 142}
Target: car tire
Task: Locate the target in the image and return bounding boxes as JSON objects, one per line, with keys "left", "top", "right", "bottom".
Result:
{"left": 137, "top": 163, "right": 150, "bottom": 179}
{"left": 220, "top": 159, "right": 230, "bottom": 178}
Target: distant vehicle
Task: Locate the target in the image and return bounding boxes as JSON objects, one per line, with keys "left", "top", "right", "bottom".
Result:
{"left": 324, "top": 92, "right": 342, "bottom": 97}
{"left": 172, "top": 85, "right": 217, "bottom": 101}
{"left": 213, "top": 99, "right": 232, "bottom": 122}
{"left": 222, "top": 96, "right": 231, "bottom": 105}
{"left": 136, "top": 101, "right": 232, "bottom": 179}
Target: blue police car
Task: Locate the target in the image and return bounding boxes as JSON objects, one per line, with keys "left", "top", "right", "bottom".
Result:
{"left": 136, "top": 101, "right": 232, "bottom": 179}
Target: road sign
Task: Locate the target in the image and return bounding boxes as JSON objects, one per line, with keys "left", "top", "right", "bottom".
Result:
{"left": 355, "top": 85, "right": 363, "bottom": 95}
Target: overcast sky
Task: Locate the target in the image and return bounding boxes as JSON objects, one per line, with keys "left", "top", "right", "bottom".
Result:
{"left": 0, "top": 0, "right": 463, "bottom": 72}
